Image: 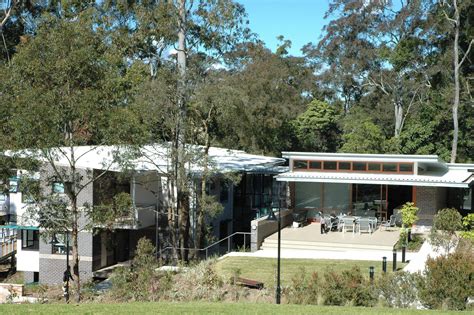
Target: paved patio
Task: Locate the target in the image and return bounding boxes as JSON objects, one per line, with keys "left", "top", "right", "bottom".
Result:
{"left": 264, "top": 222, "right": 400, "bottom": 251}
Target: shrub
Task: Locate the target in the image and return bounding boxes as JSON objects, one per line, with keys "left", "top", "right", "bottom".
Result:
{"left": 107, "top": 237, "right": 170, "bottom": 302}
{"left": 418, "top": 248, "right": 474, "bottom": 310}
{"left": 429, "top": 208, "right": 463, "bottom": 253}
{"left": 376, "top": 271, "right": 421, "bottom": 308}
{"left": 460, "top": 213, "right": 474, "bottom": 242}
{"left": 167, "top": 259, "right": 227, "bottom": 302}
{"left": 285, "top": 267, "right": 319, "bottom": 304}
{"left": 322, "top": 266, "right": 376, "bottom": 307}
{"left": 395, "top": 233, "right": 425, "bottom": 251}
{"left": 399, "top": 202, "right": 419, "bottom": 228}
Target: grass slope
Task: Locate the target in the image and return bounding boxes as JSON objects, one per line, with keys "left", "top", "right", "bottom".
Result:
{"left": 215, "top": 257, "right": 404, "bottom": 287}
{"left": 0, "top": 302, "right": 465, "bottom": 314}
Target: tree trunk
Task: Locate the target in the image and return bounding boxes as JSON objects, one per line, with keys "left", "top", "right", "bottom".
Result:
{"left": 176, "top": 0, "right": 190, "bottom": 262}
{"left": 71, "top": 201, "right": 81, "bottom": 303}
{"left": 394, "top": 100, "right": 403, "bottom": 138}
{"left": 195, "top": 135, "right": 210, "bottom": 257}
{"left": 450, "top": 0, "right": 460, "bottom": 163}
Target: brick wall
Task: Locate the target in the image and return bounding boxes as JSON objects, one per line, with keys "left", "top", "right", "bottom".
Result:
{"left": 36, "top": 165, "right": 94, "bottom": 285}
{"left": 23, "top": 271, "right": 35, "bottom": 283}
{"left": 38, "top": 229, "right": 94, "bottom": 285}
{"left": 416, "top": 186, "right": 447, "bottom": 226}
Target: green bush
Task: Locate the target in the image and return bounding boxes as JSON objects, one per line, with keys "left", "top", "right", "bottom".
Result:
{"left": 284, "top": 267, "right": 319, "bottom": 304}
{"left": 395, "top": 233, "right": 425, "bottom": 251}
{"left": 108, "top": 237, "right": 170, "bottom": 302}
{"left": 167, "top": 259, "right": 227, "bottom": 302}
{"left": 418, "top": 247, "right": 474, "bottom": 310}
{"left": 376, "top": 272, "right": 421, "bottom": 308}
{"left": 322, "top": 266, "right": 376, "bottom": 307}
{"left": 399, "top": 202, "right": 419, "bottom": 228}
{"left": 429, "top": 208, "right": 463, "bottom": 253}
{"left": 460, "top": 213, "right": 474, "bottom": 242}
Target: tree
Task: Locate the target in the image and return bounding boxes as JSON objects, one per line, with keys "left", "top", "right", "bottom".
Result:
{"left": 292, "top": 100, "right": 341, "bottom": 152}
{"left": 305, "top": 0, "right": 432, "bottom": 138}
{"left": 116, "top": 0, "right": 252, "bottom": 261}
{"left": 218, "top": 41, "right": 315, "bottom": 155}
{"left": 339, "top": 109, "right": 387, "bottom": 154}
{"left": 2, "top": 11, "right": 136, "bottom": 302}
{"left": 440, "top": 0, "right": 474, "bottom": 163}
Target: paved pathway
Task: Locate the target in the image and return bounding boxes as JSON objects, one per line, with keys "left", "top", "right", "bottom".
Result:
{"left": 403, "top": 241, "right": 448, "bottom": 273}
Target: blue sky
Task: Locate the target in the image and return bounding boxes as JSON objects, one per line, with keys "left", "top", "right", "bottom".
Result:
{"left": 237, "top": 0, "right": 329, "bottom": 56}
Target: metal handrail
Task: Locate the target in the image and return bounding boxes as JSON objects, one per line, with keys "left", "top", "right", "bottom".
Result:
{"left": 158, "top": 231, "right": 251, "bottom": 260}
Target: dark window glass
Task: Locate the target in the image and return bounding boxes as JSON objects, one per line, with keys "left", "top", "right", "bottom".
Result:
{"left": 338, "top": 162, "right": 351, "bottom": 170}
{"left": 323, "top": 161, "right": 337, "bottom": 170}
{"left": 21, "top": 230, "right": 39, "bottom": 250}
{"left": 368, "top": 163, "right": 381, "bottom": 171}
{"left": 399, "top": 164, "right": 413, "bottom": 173}
{"left": 294, "top": 160, "right": 308, "bottom": 170}
{"left": 51, "top": 233, "right": 72, "bottom": 255}
{"left": 353, "top": 162, "right": 367, "bottom": 171}
{"left": 9, "top": 178, "right": 18, "bottom": 193}
{"left": 383, "top": 163, "right": 397, "bottom": 172}
{"left": 309, "top": 161, "right": 321, "bottom": 169}
{"left": 21, "top": 180, "right": 40, "bottom": 203}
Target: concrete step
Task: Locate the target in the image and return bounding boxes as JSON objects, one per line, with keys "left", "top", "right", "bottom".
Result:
{"left": 261, "top": 239, "right": 394, "bottom": 252}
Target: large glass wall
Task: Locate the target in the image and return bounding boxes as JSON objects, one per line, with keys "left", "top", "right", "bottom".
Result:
{"left": 295, "top": 182, "right": 350, "bottom": 215}
{"left": 295, "top": 182, "right": 321, "bottom": 209}
{"left": 324, "top": 183, "right": 350, "bottom": 213}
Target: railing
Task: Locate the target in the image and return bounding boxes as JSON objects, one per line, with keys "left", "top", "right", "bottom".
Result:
{"left": 159, "top": 231, "right": 251, "bottom": 260}
{"left": 0, "top": 228, "right": 16, "bottom": 260}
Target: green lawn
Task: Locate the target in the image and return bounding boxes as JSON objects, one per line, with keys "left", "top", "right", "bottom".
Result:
{"left": 215, "top": 257, "right": 406, "bottom": 287}
{"left": 0, "top": 302, "right": 465, "bottom": 314}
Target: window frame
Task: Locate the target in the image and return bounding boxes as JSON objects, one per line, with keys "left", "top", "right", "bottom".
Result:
{"left": 21, "top": 229, "right": 39, "bottom": 250}
{"left": 292, "top": 159, "right": 414, "bottom": 174}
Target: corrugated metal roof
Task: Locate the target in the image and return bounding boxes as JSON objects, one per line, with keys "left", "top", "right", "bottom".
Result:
{"left": 276, "top": 168, "right": 473, "bottom": 188}
{"left": 6, "top": 144, "right": 285, "bottom": 174}
{"left": 281, "top": 152, "right": 443, "bottom": 164}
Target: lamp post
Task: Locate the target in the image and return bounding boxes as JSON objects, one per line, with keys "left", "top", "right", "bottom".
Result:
{"left": 267, "top": 196, "right": 281, "bottom": 304}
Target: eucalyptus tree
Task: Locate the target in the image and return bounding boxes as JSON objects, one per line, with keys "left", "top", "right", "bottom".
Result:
{"left": 439, "top": 0, "right": 473, "bottom": 162}
{"left": 1, "top": 10, "right": 139, "bottom": 301}
{"left": 306, "top": 0, "right": 433, "bottom": 139}
{"left": 104, "top": 0, "right": 252, "bottom": 260}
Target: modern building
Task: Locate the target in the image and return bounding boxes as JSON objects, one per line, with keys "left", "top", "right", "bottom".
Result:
{"left": 0, "top": 144, "right": 285, "bottom": 284}
{"left": 276, "top": 152, "right": 473, "bottom": 225}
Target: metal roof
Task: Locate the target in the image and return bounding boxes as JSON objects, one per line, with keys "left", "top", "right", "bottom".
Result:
{"left": 281, "top": 151, "right": 443, "bottom": 164}
{"left": 6, "top": 144, "right": 285, "bottom": 174}
{"left": 276, "top": 167, "right": 474, "bottom": 188}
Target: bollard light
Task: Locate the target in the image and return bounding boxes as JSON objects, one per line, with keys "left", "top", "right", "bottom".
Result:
{"left": 369, "top": 266, "right": 374, "bottom": 282}
{"left": 393, "top": 249, "right": 397, "bottom": 272}
{"left": 402, "top": 245, "right": 406, "bottom": 263}
{"left": 382, "top": 256, "right": 387, "bottom": 273}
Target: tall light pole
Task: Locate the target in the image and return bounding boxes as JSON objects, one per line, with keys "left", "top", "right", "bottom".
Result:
{"left": 267, "top": 183, "right": 281, "bottom": 304}
{"left": 276, "top": 200, "right": 281, "bottom": 304}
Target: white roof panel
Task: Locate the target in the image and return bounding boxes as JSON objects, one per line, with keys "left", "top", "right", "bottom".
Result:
{"left": 276, "top": 168, "right": 474, "bottom": 188}
{"left": 7, "top": 144, "right": 285, "bottom": 174}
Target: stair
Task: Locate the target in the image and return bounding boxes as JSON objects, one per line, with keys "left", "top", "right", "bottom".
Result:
{"left": 261, "top": 238, "right": 394, "bottom": 252}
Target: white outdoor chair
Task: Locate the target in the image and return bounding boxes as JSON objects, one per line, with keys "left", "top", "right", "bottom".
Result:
{"left": 358, "top": 217, "right": 372, "bottom": 234}
{"left": 368, "top": 216, "right": 378, "bottom": 231}
{"left": 381, "top": 215, "right": 396, "bottom": 231}
{"left": 342, "top": 217, "right": 355, "bottom": 233}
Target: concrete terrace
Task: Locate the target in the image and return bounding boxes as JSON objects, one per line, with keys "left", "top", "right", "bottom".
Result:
{"left": 225, "top": 223, "right": 412, "bottom": 263}
{"left": 263, "top": 223, "right": 400, "bottom": 252}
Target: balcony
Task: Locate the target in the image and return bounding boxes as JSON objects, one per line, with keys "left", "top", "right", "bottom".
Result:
{"left": 94, "top": 204, "right": 157, "bottom": 230}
